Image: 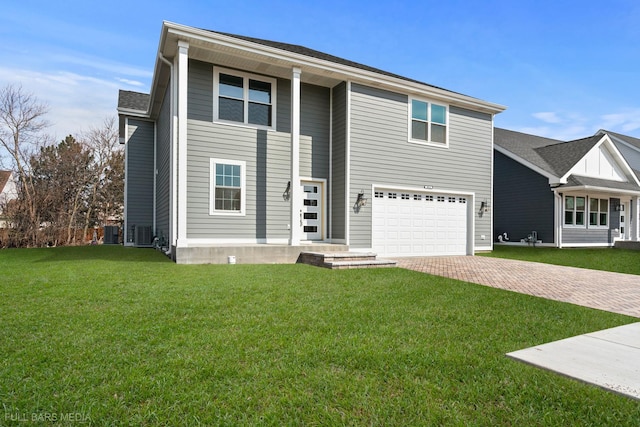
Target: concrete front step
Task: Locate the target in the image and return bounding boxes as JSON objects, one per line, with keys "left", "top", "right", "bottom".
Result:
{"left": 298, "top": 251, "right": 397, "bottom": 269}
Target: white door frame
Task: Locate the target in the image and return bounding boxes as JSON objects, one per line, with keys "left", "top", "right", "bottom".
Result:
{"left": 300, "top": 177, "right": 326, "bottom": 242}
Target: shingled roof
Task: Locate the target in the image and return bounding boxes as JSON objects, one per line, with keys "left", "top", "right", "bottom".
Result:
{"left": 601, "top": 129, "right": 640, "bottom": 150}
{"left": 118, "top": 90, "right": 150, "bottom": 113}
{"left": 210, "top": 30, "right": 459, "bottom": 97}
{"left": 495, "top": 127, "right": 640, "bottom": 191}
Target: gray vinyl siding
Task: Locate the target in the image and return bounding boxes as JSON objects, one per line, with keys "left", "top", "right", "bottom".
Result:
{"left": 614, "top": 142, "right": 640, "bottom": 170}
{"left": 185, "top": 61, "right": 331, "bottom": 240}
{"left": 155, "top": 85, "right": 171, "bottom": 243}
{"left": 300, "top": 83, "right": 330, "bottom": 179}
{"left": 348, "top": 83, "right": 493, "bottom": 249}
{"left": 562, "top": 228, "right": 611, "bottom": 244}
{"left": 188, "top": 60, "right": 213, "bottom": 121}
{"left": 125, "top": 119, "right": 154, "bottom": 243}
{"left": 494, "top": 151, "right": 555, "bottom": 243}
{"left": 331, "top": 82, "right": 347, "bottom": 240}
{"left": 562, "top": 197, "right": 618, "bottom": 245}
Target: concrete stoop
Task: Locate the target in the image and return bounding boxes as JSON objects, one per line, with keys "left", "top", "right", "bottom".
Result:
{"left": 298, "top": 251, "right": 397, "bottom": 269}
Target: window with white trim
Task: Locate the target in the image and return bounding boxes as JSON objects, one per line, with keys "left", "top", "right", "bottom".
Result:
{"left": 589, "top": 198, "right": 608, "bottom": 227}
{"left": 214, "top": 68, "right": 276, "bottom": 128}
{"left": 409, "top": 98, "right": 448, "bottom": 146}
{"left": 564, "top": 196, "right": 585, "bottom": 226}
{"left": 210, "top": 159, "right": 246, "bottom": 215}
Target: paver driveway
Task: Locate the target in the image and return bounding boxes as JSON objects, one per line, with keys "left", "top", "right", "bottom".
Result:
{"left": 396, "top": 256, "right": 640, "bottom": 318}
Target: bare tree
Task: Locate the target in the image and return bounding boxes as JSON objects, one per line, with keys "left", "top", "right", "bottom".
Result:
{"left": 0, "top": 84, "right": 51, "bottom": 246}
{"left": 80, "top": 117, "right": 123, "bottom": 241}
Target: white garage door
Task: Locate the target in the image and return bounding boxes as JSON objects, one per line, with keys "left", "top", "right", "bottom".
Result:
{"left": 372, "top": 189, "right": 469, "bottom": 257}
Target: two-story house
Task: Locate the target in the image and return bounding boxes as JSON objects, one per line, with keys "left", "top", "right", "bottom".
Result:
{"left": 118, "top": 21, "right": 505, "bottom": 263}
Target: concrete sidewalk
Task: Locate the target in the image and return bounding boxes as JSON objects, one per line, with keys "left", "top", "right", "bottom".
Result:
{"left": 507, "top": 323, "right": 640, "bottom": 400}
{"left": 397, "top": 256, "right": 640, "bottom": 399}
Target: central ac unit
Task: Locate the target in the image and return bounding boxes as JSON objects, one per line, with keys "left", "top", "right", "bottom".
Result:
{"left": 135, "top": 225, "right": 153, "bottom": 246}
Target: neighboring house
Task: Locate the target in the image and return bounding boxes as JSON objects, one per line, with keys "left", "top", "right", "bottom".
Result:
{"left": 0, "top": 171, "right": 18, "bottom": 228}
{"left": 117, "top": 21, "right": 505, "bottom": 263}
{"left": 494, "top": 128, "right": 640, "bottom": 247}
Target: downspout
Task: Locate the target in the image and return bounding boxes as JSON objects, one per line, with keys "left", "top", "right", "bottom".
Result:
{"left": 158, "top": 52, "right": 175, "bottom": 256}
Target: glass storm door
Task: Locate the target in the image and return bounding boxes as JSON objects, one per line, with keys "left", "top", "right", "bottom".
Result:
{"left": 301, "top": 181, "right": 322, "bottom": 240}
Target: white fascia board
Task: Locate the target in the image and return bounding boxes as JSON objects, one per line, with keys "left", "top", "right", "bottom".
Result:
{"left": 117, "top": 107, "right": 149, "bottom": 118}
{"left": 561, "top": 134, "right": 640, "bottom": 186}
{"left": 494, "top": 145, "right": 563, "bottom": 184}
{"left": 558, "top": 185, "right": 640, "bottom": 196}
{"left": 162, "top": 22, "right": 506, "bottom": 115}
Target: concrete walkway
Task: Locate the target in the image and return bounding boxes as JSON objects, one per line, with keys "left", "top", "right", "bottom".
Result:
{"left": 396, "top": 256, "right": 640, "bottom": 399}
{"left": 396, "top": 256, "right": 640, "bottom": 318}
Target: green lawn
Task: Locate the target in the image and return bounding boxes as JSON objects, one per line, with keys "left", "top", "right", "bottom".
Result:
{"left": 482, "top": 245, "right": 640, "bottom": 275}
{"left": 1, "top": 246, "right": 638, "bottom": 426}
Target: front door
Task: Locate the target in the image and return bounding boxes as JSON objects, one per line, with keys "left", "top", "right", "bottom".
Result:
{"left": 301, "top": 181, "right": 323, "bottom": 241}
{"left": 619, "top": 203, "right": 628, "bottom": 239}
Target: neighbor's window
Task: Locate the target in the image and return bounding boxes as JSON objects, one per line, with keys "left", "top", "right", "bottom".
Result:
{"left": 589, "top": 198, "right": 608, "bottom": 227}
{"left": 210, "top": 159, "right": 246, "bottom": 215}
{"left": 215, "top": 68, "right": 276, "bottom": 128}
{"left": 564, "top": 196, "right": 585, "bottom": 226}
{"left": 410, "top": 99, "right": 448, "bottom": 145}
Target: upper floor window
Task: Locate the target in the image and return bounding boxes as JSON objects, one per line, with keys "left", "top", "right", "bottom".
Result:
{"left": 214, "top": 68, "right": 276, "bottom": 129}
{"left": 410, "top": 99, "right": 448, "bottom": 146}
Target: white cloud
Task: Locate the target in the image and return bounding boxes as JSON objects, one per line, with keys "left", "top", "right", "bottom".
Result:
{"left": 0, "top": 66, "right": 144, "bottom": 139}
{"left": 532, "top": 111, "right": 563, "bottom": 124}
{"left": 600, "top": 110, "right": 640, "bottom": 133}
{"left": 116, "top": 78, "right": 146, "bottom": 87}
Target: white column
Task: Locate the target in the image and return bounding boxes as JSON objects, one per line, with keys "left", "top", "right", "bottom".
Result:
{"left": 632, "top": 196, "right": 640, "bottom": 241}
{"left": 176, "top": 40, "right": 189, "bottom": 247}
{"left": 289, "top": 67, "right": 302, "bottom": 245}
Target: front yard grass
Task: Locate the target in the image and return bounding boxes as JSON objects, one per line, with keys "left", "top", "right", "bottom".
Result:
{"left": 482, "top": 245, "right": 640, "bottom": 275}
{"left": 1, "top": 246, "right": 638, "bottom": 425}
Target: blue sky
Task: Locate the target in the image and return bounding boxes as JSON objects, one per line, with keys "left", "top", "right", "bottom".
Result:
{"left": 2, "top": 0, "right": 639, "bottom": 141}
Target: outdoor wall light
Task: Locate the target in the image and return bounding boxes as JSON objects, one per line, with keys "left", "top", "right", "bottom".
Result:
{"left": 282, "top": 181, "right": 291, "bottom": 201}
{"left": 353, "top": 190, "right": 367, "bottom": 212}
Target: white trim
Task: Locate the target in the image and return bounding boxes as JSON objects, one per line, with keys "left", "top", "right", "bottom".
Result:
{"left": 558, "top": 185, "right": 640, "bottom": 196}
{"left": 176, "top": 40, "right": 189, "bottom": 245}
{"left": 345, "top": 81, "right": 352, "bottom": 245}
{"left": 213, "top": 66, "right": 277, "bottom": 130}
{"left": 371, "top": 183, "right": 475, "bottom": 256}
{"left": 162, "top": 22, "right": 506, "bottom": 115}
{"left": 407, "top": 97, "right": 449, "bottom": 148}
{"left": 300, "top": 177, "right": 327, "bottom": 241}
{"left": 553, "top": 189, "right": 562, "bottom": 247}
{"left": 177, "top": 237, "right": 290, "bottom": 247}
{"left": 561, "top": 242, "right": 615, "bottom": 248}
{"left": 328, "top": 87, "right": 333, "bottom": 241}
{"left": 153, "top": 121, "right": 157, "bottom": 234}
{"left": 289, "top": 67, "right": 302, "bottom": 245}
{"left": 123, "top": 117, "right": 130, "bottom": 244}
{"left": 562, "top": 134, "right": 640, "bottom": 187}
{"left": 209, "top": 158, "right": 247, "bottom": 216}
{"left": 562, "top": 194, "right": 587, "bottom": 228}
{"left": 490, "top": 115, "right": 495, "bottom": 252}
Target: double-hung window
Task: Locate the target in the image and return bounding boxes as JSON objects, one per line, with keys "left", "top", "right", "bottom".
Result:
{"left": 214, "top": 68, "right": 276, "bottom": 128}
{"left": 410, "top": 99, "right": 448, "bottom": 146}
{"left": 210, "top": 159, "right": 246, "bottom": 216}
{"left": 564, "top": 196, "right": 585, "bottom": 226}
{"left": 589, "top": 198, "right": 608, "bottom": 227}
